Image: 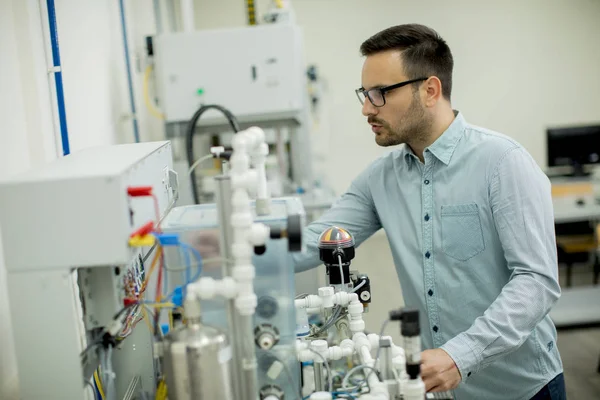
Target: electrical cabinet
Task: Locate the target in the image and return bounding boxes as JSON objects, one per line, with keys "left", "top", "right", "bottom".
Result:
{"left": 0, "top": 141, "right": 174, "bottom": 399}
{"left": 154, "top": 24, "right": 307, "bottom": 123}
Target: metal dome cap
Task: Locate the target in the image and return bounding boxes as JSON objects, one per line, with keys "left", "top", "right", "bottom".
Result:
{"left": 317, "top": 226, "right": 355, "bottom": 250}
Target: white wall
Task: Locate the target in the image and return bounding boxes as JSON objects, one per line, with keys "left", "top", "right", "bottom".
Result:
{"left": 177, "top": 0, "right": 600, "bottom": 194}
{"left": 299, "top": 0, "right": 600, "bottom": 193}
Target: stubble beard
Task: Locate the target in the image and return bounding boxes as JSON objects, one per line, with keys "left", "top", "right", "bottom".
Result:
{"left": 375, "top": 92, "right": 433, "bottom": 148}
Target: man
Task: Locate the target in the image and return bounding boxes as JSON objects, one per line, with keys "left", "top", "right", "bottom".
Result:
{"left": 293, "top": 24, "right": 565, "bottom": 400}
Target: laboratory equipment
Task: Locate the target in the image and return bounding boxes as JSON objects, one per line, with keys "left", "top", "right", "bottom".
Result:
{"left": 159, "top": 195, "right": 305, "bottom": 400}
{"left": 547, "top": 124, "right": 600, "bottom": 176}
{"left": 151, "top": 15, "right": 314, "bottom": 204}
{"left": 0, "top": 128, "right": 453, "bottom": 399}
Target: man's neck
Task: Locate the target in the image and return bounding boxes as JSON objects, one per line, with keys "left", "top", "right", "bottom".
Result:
{"left": 409, "top": 107, "right": 456, "bottom": 162}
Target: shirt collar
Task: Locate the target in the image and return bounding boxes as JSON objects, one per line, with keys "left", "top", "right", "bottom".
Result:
{"left": 401, "top": 110, "right": 466, "bottom": 166}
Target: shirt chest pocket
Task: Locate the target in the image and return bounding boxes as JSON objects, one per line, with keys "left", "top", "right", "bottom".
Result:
{"left": 441, "top": 203, "right": 485, "bottom": 261}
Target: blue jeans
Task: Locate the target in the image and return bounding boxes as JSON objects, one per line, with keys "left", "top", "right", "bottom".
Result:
{"left": 529, "top": 373, "right": 566, "bottom": 400}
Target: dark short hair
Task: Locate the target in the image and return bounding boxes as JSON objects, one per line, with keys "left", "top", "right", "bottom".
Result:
{"left": 360, "top": 24, "right": 453, "bottom": 100}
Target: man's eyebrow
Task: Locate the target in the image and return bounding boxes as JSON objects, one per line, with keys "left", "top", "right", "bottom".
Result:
{"left": 362, "top": 84, "right": 386, "bottom": 90}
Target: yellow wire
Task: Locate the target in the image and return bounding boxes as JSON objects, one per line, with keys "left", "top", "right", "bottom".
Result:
{"left": 141, "top": 305, "right": 155, "bottom": 335}
{"left": 155, "top": 379, "right": 168, "bottom": 400}
{"left": 144, "top": 303, "right": 176, "bottom": 308}
{"left": 94, "top": 370, "right": 106, "bottom": 400}
{"left": 143, "top": 64, "right": 165, "bottom": 120}
{"left": 140, "top": 247, "right": 163, "bottom": 295}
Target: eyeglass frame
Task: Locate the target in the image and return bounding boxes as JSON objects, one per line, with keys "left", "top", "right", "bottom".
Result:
{"left": 355, "top": 77, "right": 429, "bottom": 107}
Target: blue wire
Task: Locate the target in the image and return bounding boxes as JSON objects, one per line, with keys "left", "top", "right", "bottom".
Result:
{"left": 181, "top": 244, "right": 192, "bottom": 296}
{"left": 179, "top": 243, "right": 203, "bottom": 282}
{"left": 94, "top": 379, "right": 102, "bottom": 400}
{"left": 118, "top": 0, "right": 140, "bottom": 143}
{"left": 157, "top": 243, "right": 203, "bottom": 304}
{"left": 46, "top": 0, "right": 71, "bottom": 155}
{"left": 187, "top": 245, "right": 204, "bottom": 281}
{"left": 302, "top": 393, "right": 356, "bottom": 400}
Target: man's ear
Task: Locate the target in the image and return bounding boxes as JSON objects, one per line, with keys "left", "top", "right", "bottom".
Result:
{"left": 423, "top": 76, "right": 443, "bottom": 107}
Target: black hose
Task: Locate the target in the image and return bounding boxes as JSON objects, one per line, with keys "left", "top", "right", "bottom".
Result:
{"left": 185, "top": 104, "right": 240, "bottom": 204}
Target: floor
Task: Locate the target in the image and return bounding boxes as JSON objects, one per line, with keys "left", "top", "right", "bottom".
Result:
{"left": 350, "top": 232, "right": 600, "bottom": 398}
{"left": 557, "top": 327, "right": 600, "bottom": 398}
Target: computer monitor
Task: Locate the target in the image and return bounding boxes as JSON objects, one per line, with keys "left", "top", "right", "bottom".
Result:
{"left": 546, "top": 124, "right": 600, "bottom": 176}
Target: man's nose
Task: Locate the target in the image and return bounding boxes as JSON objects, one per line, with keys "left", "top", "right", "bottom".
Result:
{"left": 362, "top": 98, "right": 378, "bottom": 117}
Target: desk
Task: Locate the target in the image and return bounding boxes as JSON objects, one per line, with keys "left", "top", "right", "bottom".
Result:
{"left": 553, "top": 196, "right": 600, "bottom": 224}
{"left": 551, "top": 179, "right": 600, "bottom": 328}
{"left": 549, "top": 286, "right": 600, "bottom": 327}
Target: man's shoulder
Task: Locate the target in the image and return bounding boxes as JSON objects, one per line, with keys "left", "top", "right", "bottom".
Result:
{"left": 349, "top": 150, "right": 398, "bottom": 189}
{"left": 464, "top": 123, "right": 522, "bottom": 151}
{"left": 361, "top": 150, "right": 397, "bottom": 173}
{"left": 461, "top": 122, "right": 530, "bottom": 167}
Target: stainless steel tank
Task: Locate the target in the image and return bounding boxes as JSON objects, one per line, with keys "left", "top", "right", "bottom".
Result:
{"left": 162, "top": 317, "right": 233, "bottom": 400}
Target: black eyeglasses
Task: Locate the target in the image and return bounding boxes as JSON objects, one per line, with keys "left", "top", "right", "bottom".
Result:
{"left": 355, "top": 77, "right": 428, "bottom": 107}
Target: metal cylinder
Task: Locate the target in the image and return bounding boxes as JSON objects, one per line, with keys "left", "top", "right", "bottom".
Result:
{"left": 162, "top": 319, "right": 233, "bottom": 400}
{"left": 186, "top": 319, "right": 233, "bottom": 400}
{"left": 379, "top": 337, "right": 394, "bottom": 381}
{"left": 313, "top": 362, "right": 325, "bottom": 392}
{"left": 162, "top": 326, "right": 192, "bottom": 400}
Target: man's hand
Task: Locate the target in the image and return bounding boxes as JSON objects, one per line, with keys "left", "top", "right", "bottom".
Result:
{"left": 421, "top": 348, "right": 462, "bottom": 392}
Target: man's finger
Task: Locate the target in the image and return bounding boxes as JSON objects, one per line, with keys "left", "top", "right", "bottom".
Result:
{"left": 423, "top": 375, "right": 441, "bottom": 392}
{"left": 420, "top": 363, "right": 434, "bottom": 378}
{"left": 428, "top": 385, "right": 442, "bottom": 393}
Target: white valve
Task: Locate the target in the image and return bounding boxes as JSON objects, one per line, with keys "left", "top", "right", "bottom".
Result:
{"left": 318, "top": 286, "right": 335, "bottom": 309}
{"left": 249, "top": 223, "right": 269, "bottom": 246}
{"left": 311, "top": 340, "right": 328, "bottom": 363}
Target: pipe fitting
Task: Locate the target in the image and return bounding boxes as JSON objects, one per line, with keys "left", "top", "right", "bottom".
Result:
{"left": 318, "top": 286, "right": 335, "bottom": 309}
{"left": 249, "top": 223, "right": 269, "bottom": 246}
{"left": 333, "top": 291, "right": 358, "bottom": 306}
{"left": 295, "top": 295, "right": 322, "bottom": 310}
{"left": 353, "top": 332, "right": 371, "bottom": 352}
{"left": 231, "top": 170, "right": 258, "bottom": 190}
{"left": 310, "top": 340, "right": 328, "bottom": 363}
{"left": 235, "top": 293, "right": 257, "bottom": 316}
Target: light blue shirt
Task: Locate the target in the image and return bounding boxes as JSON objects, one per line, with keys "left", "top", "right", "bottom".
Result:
{"left": 293, "top": 111, "right": 563, "bottom": 400}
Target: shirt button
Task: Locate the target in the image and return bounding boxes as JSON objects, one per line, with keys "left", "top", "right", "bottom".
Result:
{"left": 433, "top": 325, "right": 439, "bottom": 332}
{"left": 424, "top": 179, "right": 430, "bottom": 185}
{"left": 425, "top": 251, "right": 431, "bottom": 259}
{"left": 428, "top": 289, "right": 434, "bottom": 296}
{"left": 424, "top": 214, "right": 430, "bottom": 221}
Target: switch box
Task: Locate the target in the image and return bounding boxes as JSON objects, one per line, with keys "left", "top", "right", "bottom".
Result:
{"left": 153, "top": 24, "right": 307, "bottom": 123}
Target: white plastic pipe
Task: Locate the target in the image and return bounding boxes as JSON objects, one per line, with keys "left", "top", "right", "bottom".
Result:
{"left": 296, "top": 339, "right": 354, "bottom": 363}
{"left": 358, "top": 346, "right": 389, "bottom": 400}
{"left": 180, "top": 0, "right": 195, "bottom": 32}
{"left": 352, "top": 332, "right": 389, "bottom": 400}
{"left": 347, "top": 299, "right": 365, "bottom": 333}
{"left": 367, "top": 334, "right": 405, "bottom": 359}
{"left": 187, "top": 277, "right": 237, "bottom": 300}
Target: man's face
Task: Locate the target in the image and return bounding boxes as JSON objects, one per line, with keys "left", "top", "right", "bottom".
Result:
{"left": 360, "top": 50, "right": 431, "bottom": 147}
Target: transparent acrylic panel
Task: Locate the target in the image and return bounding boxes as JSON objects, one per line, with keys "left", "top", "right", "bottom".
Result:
{"left": 161, "top": 197, "right": 304, "bottom": 397}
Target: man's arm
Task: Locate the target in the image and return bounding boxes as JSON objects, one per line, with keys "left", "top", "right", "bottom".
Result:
{"left": 440, "top": 146, "right": 561, "bottom": 381}
{"left": 293, "top": 166, "right": 382, "bottom": 272}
